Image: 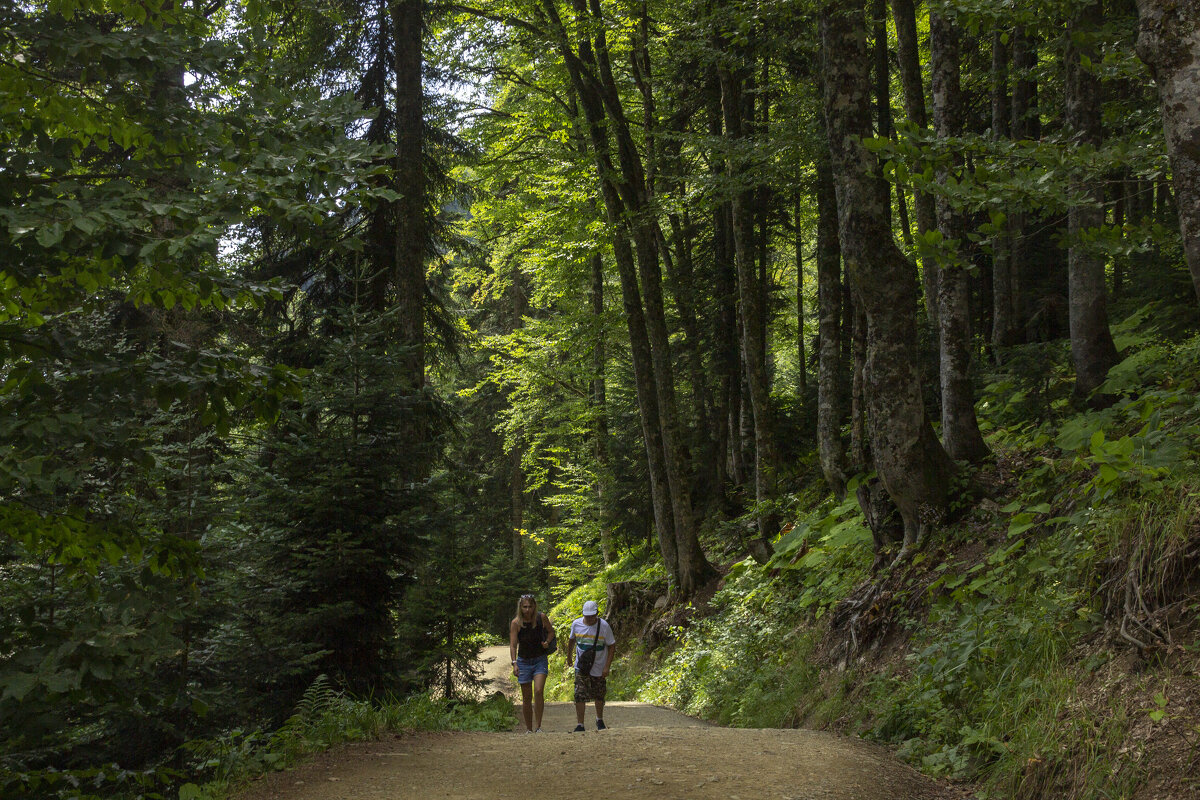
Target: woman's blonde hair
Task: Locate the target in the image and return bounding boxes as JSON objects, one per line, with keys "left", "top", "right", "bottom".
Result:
{"left": 513, "top": 594, "right": 539, "bottom": 626}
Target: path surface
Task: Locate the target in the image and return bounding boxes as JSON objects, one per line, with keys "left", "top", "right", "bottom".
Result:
{"left": 235, "top": 647, "right": 961, "bottom": 800}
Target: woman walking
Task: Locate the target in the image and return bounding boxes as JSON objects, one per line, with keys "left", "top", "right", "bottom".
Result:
{"left": 509, "top": 593, "right": 555, "bottom": 732}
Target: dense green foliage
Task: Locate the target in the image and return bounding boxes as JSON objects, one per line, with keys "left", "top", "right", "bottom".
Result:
{"left": 4, "top": 0, "right": 1198, "bottom": 797}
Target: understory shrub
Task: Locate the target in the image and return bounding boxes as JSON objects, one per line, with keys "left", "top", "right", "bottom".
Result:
{"left": 179, "top": 677, "right": 512, "bottom": 800}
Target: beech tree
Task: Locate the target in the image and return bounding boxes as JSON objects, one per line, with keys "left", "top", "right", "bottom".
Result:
{"left": 820, "top": 0, "right": 954, "bottom": 554}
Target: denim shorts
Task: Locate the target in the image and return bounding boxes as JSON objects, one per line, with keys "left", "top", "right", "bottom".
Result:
{"left": 516, "top": 655, "right": 549, "bottom": 684}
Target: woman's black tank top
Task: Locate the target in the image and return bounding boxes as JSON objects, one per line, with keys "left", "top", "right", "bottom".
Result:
{"left": 516, "top": 616, "right": 546, "bottom": 658}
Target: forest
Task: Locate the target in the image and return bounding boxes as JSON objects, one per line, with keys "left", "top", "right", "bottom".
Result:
{"left": 2, "top": 0, "right": 1199, "bottom": 797}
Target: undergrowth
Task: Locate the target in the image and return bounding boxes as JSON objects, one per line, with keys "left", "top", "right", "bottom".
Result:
{"left": 181, "top": 677, "right": 512, "bottom": 800}
{"left": 625, "top": 324, "right": 1200, "bottom": 800}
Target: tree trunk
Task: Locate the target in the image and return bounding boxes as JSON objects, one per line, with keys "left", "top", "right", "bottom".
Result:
{"left": 544, "top": 0, "right": 713, "bottom": 593}
{"left": 796, "top": 196, "right": 807, "bottom": 397}
{"left": 991, "top": 29, "right": 1018, "bottom": 357}
{"left": 392, "top": 0, "right": 426, "bottom": 398}
{"left": 664, "top": 211, "right": 718, "bottom": 504}
{"left": 710, "top": 84, "right": 736, "bottom": 497}
{"left": 872, "top": 0, "right": 891, "bottom": 216}
{"left": 1136, "top": 0, "right": 1200, "bottom": 305}
{"left": 598, "top": 28, "right": 714, "bottom": 594}
{"left": 511, "top": 445, "right": 524, "bottom": 566}
{"left": 1009, "top": 26, "right": 1040, "bottom": 340}
{"left": 930, "top": 11, "right": 989, "bottom": 462}
{"left": 890, "top": 0, "right": 939, "bottom": 331}
{"left": 720, "top": 56, "right": 779, "bottom": 545}
{"left": 821, "top": 0, "right": 954, "bottom": 552}
{"left": 816, "top": 158, "right": 847, "bottom": 498}
{"left": 590, "top": 250, "right": 616, "bottom": 564}
{"left": 1065, "top": 0, "right": 1119, "bottom": 398}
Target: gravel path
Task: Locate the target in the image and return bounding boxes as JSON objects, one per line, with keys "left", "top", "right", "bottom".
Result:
{"left": 234, "top": 646, "right": 963, "bottom": 800}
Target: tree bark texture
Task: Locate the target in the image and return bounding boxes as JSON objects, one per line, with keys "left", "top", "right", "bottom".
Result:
{"left": 821, "top": 0, "right": 954, "bottom": 549}
{"left": 1136, "top": 0, "right": 1200, "bottom": 306}
{"left": 1065, "top": 1, "right": 1119, "bottom": 398}
{"left": 930, "top": 12, "right": 989, "bottom": 463}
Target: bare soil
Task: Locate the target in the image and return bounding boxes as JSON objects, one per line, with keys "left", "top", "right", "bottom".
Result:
{"left": 235, "top": 647, "right": 966, "bottom": 800}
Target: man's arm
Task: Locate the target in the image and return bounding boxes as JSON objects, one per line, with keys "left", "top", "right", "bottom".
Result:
{"left": 602, "top": 623, "right": 616, "bottom": 676}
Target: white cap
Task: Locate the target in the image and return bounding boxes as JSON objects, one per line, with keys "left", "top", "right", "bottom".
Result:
{"left": 582, "top": 600, "right": 599, "bottom": 616}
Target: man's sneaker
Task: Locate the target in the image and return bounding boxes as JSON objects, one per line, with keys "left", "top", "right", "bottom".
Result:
{"left": 573, "top": 724, "right": 585, "bottom": 732}
{"left": 595, "top": 719, "right": 607, "bottom": 730}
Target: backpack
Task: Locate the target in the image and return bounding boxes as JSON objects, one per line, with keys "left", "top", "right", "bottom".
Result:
{"left": 576, "top": 618, "right": 604, "bottom": 673}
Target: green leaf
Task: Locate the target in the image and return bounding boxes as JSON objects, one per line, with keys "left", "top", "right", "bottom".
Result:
{"left": 35, "top": 223, "right": 65, "bottom": 248}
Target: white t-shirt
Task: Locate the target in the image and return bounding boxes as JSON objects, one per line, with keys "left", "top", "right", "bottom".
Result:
{"left": 570, "top": 617, "right": 616, "bottom": 677}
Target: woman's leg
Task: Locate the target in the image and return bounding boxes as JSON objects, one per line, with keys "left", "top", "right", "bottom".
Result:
{"left": 519, "top": 681, "right": 533, "bottom": 731}
{"left": 532, "top": 672, "right": 547, "bottom": 730}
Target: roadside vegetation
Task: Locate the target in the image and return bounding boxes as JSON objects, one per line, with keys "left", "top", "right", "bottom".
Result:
{"left": 570, "top": 313, "right": 1200, "bottom": 800}
{"left": 178, "top": 683, "right": 512, "bottom": 800}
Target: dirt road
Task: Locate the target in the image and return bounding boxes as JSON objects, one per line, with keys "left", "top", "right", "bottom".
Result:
{"left": 235, "top": 647, "right": 961, "bottom": 800}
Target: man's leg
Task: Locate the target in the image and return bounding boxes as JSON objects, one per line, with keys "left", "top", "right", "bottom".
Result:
{"left": 593, "top": 675, "right": 607, "bottom": 729}
{"left": 573, "top": 669, "right": 586, "bottom": 729}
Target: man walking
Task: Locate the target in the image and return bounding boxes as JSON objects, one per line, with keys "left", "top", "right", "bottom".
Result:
{"left": 566, "top": 600, "right": 617, "bottom": 731}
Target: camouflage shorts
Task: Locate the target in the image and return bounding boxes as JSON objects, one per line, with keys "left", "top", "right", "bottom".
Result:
{"left": 573, "top": 671, "right": 607, "bottom": 703}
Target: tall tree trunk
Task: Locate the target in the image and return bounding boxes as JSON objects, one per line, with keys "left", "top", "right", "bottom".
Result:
{"left": 1136, "top": 0, "right": 1200, "bottom": 305}
{"left": 590, "top": 250, "right": 616, "bottom": 564}
{"left": 796, "top": 195, "right": 807, "bottom": 397}
{"left": 1065, "top": 1, "right": 1119, "bottom": 398}
{"left": 990, "top": 29, "right": 1018, "bottom": 357}
{"left": 872, "top": 0, "right": 891, "bottom": 216}
{"left": 595, "top": 11, "right": 713, "bottom": 592}
{"left": 710, "top": 83, "right": 736, "bottom": 496}
{"left": 393, "top": 0, "right": 426, "bottom": 398}
{"left": 1010, "top": 26, "right": 1040, "bottom": 340}
{"left": 544, "top": 0, "right": 713, "bottom": 593}
{"left": 930, "top": 11, "right": 989, "bottom": 462}
{"left": 511, "top": 446, "right": 525, "bottom": 566}
{"left": 891, "top": 0, "right": 939, "bottom": 331}
{"left": 816, "top": 158, "right": 847, "bottom": 498}
{"left": 664, "top": 211, "right": 718, "bottom": 503}
{"left": 720, "top": 56, "right": 779, "bottom": 545}
{"left": 821, "top": 0, "right": 954, "bottom": 553}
